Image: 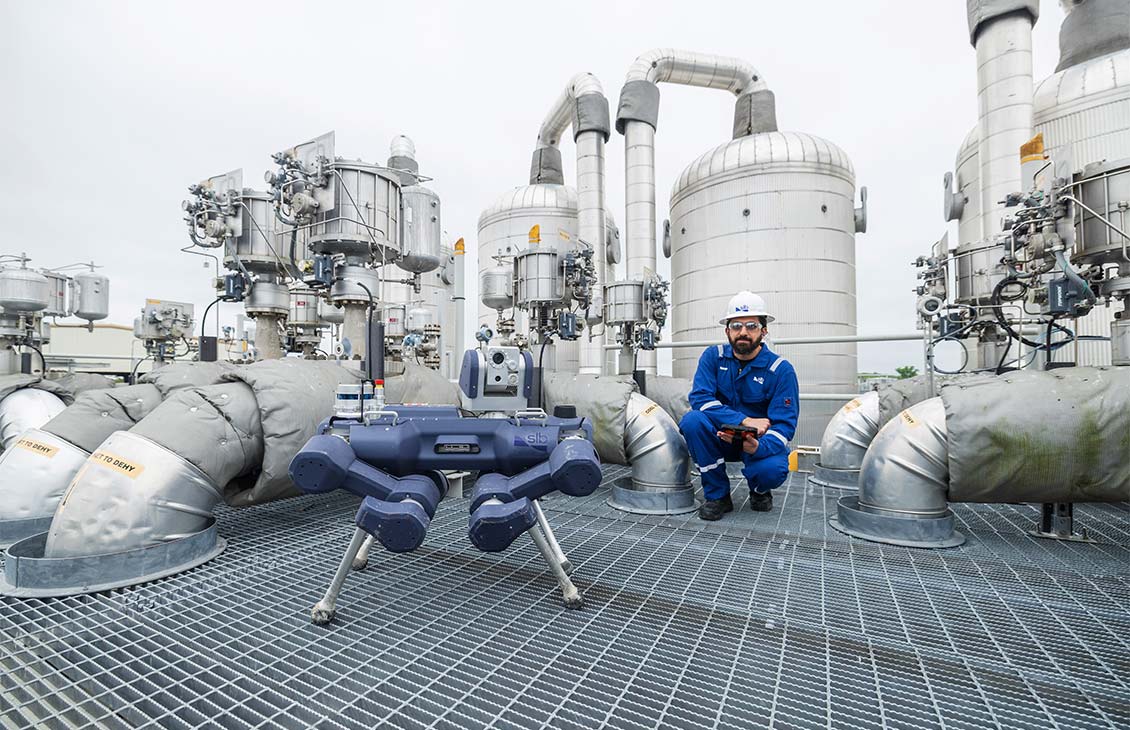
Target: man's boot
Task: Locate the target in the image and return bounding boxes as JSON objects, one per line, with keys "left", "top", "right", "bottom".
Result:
{"left": 699, "top": 493, "right": 734, "bottom": 521}
{"left": 749, "top": 490, "right": 773, "bottom": 512}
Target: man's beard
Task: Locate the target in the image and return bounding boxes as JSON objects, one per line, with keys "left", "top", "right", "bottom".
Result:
{"left": 730, "top": 332, "right": 762, "bottom": 355}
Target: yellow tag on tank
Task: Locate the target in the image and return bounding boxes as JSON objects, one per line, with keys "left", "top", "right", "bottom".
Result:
{"left": 528, "top": 225, "right": 541, "bottom": 244}
{"left": 16, "top": 437, "right": 58, "bottom": 458}
{"left": 91, "top": 450, "right": 145, "bottom": 478}
{"left": 843, "top": 398, "right": 862, "bottom": 413}
{"left": 642, "top": 403, "right": 659, "bottom": 416}
{"left": 900, "top": 411, "right": 920, "bottom": 428}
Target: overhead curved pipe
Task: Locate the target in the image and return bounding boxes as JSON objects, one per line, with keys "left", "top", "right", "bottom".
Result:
{"left": 616, "top": 49, "right": 777, "bottom": 374}
{"left": 810, "top": 391, "right": 880, "bottom": 490}
{"left": 529, "top": 73, "right": 611, "bottom": 375}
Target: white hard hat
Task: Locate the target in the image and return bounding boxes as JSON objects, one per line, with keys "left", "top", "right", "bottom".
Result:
{"left": 719, "top": 290, "right": 774, "bottom": 324}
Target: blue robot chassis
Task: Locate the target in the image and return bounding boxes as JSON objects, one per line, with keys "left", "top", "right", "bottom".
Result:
{"left": 290, "top": 404, "right": 603, "bottom": 625}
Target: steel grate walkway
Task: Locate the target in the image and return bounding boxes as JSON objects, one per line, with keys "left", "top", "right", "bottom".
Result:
{"left": 2, "top": 466, "right": 1129, "bottom": 729}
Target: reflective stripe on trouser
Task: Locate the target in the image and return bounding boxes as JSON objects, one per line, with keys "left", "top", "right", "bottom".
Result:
{"left": 678, "top": 409, "right": 790, "bottom": 501}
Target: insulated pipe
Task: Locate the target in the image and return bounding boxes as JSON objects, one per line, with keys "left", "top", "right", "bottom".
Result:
{"left": 817, "top": 391, "right": 880, "bottom": 471}
{"left": 0, "top": 388, "right": 65, "bottom": 450}
{"left": 623, "top": 392, "right": 692, "bottom": 492}
{"left": 254, "top": 313, "right": 285, "bottom": 360}
{"left": 617, "top": 50, "right": 772, "bottom": 374}
{"left": 856, "top": 397, "right": 950, "bottom": 517}
{"left": 969, "top": 3, "right": 1038, "bottom": 240}
{"left": 531, "top": 73, "right": 610, "bottom": 375}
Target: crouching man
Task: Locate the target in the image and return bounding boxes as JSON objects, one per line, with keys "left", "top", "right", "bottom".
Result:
{"left": 679, "top": 291, "right": 799, "bottom": 520}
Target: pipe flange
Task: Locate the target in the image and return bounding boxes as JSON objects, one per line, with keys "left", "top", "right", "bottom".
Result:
{"left": 829, "top": 495, "right": 965, "bottom": 549}
{"left": 0, "top": 520, "right": 226, "bottom": 597}
{"left": 606, "top": 475, "right": 699, "bottom": 515}
{"left": 808, "top": 464, "right": 860, "bottom": 491}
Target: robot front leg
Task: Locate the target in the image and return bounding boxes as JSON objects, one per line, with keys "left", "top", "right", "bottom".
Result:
{"left": 312, "top": 526, "right": 369, "bottom": 625}
{"left": 527, "top": 518, "right": 583, "bottom": 609}
{"left": 532, "top": 499, "right": 572, "bottom": 575}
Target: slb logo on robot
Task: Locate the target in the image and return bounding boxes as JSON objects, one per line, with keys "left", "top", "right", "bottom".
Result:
{"left": 514, "top": 432, "right": 550, "bottom": 451}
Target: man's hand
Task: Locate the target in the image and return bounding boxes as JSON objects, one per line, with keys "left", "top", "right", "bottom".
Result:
{"left": 717, "top": 430, "right": 760, "bottom": 455}
{"left": 741, "top": 417, "right": 771, "bottom": 436}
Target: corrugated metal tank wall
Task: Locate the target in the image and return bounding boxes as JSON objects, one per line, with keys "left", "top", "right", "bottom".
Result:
{"left": 477, "top": 185, "right": 580, "bottom": 372}
{"left": 669, "top": 131, "right": 859, "bottom": 446}
{"left": 954, "top": 47, "right": 1130, "bottom": 367}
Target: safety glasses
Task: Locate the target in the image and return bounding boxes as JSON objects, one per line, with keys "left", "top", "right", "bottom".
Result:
{"left": 727, "top": 321, "right": 762, "bottom": 332}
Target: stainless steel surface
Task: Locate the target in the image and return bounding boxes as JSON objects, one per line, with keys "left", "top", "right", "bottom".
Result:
{"left": 71, "top": 271, "right": 109, "bottom": 322}
{"left": 42, "top": 271, "right": 68, "bottom": 317}
{"left": 0, "top": 428, "right": 88, "bottom": 525}
{"left": 44, "top": 431, "right": 223, "bottom": 558}
{"left": 1073, "top": 158, "right": 1130, "bottom": 265}
{"left": 287, "top": 289, "right": 320, "bottom": 327}
{"left": 243, "top": 279, "right": 289, "bottom": 317}
{"left": 669, "top": 131, "right": 859, "bottom": 445}
{"left": 576, "top": 128, "right": 608, "bottom": 375}
{"left": 623, "top": 120, "right": 657, "bottom": 374}
{"left": 231, "top": 189, "right": 289, "bottom": 275}
{"left": 617, "top": 392, "right": 693, "bottom": 513}
{"left": 308, "top": 160, "right": 401, "bottom": 262}
{"left": 479, "top": 266, "right": 513, "bottom": 312}
{"left": 330, "top": 264, "right": 381, "bottom": 305}
{"left": 975, "top": 12, "right": 1035, "bottom": 241}
{"left": 1113, "top": 318, "right": 1130, "bottom": 365}
{"left": 0, "top": 389, "right": 64, "bottom": 450}
{"left": 514, "top": 250, "right": 563, "bottom": 306}
{"left": 624, "top": 48, "right": 766, "bottom": 95}
{"left": 4, "top": 468, "right": 1128, "bottom": 729}
{"left": 858, "top": 397, "right": 949, "bottom": 517}
{"left": 603, "top": 280, "right": 645, "bottom": 326}
{"left": 817, "top": 390, "right": 880, "bottom": 471}
{"left": 318, "top": 299, "right": 344, "bottom": 325}
{"left": 536, "top": 72, "right": 604, "bottom": 148}
{"left": 398, "top": 185, "right": 442, "bottom": 274}
{"left": 0, "top": 268, "right": 49, "bottom": 313}
{"left": 382, "top": 303, "right": 407, "bottom": 339}
{"left": 406, "top": 306, "right": 435, "bottom": 334}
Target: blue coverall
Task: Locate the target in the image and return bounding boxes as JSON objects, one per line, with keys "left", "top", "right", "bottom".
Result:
{"left": 679, "top": 344, "right": 800, "bottom": 501}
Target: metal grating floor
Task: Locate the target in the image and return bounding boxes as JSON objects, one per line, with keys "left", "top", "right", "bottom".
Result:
{"left": 2, "top": 466, "right": 1129, "bottom": 729}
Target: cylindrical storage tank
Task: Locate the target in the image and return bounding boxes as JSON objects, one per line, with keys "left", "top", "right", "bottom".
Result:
{"left": 604, "top": 281, "right": 646, "bottom": 326}
{"left": 288, "top": 289, "right": 320, "bottom": 326}
{"left": 244, "top": 280, "right": 289, "bottom": 317}
{"left": 72, "top": 272, "right": 109, "bottom": 322}
{"left": 330, "top": 265, "right": 382, "bottom": 306}
{"left": 0, "top": 269, "right": 50, "bottom": 313}
{"left": 477, "top": 185, "right": 580, "bottom": 372}
{"left": 230, "top": 190, "right": 290, "bottom": 275}
{"left": 398, "top": 185, "right": 442, "bottom": 274}
{"left": 669, "top": 132, "right": 858, "bottom": 446}
{"left": 1074, "top": 158, "right": 1130, "bottom": 265}
{"left": 309, "top": 161, "right": 400, "bottom": 264}
{"left": 480, "top": 266, "right": 513, "bottom": 312}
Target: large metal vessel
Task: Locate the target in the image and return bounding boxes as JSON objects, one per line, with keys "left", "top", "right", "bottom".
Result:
{"left": 307, "top": 159, "right": 401, "bottom": 264}
{"left": 952, "top": 16, "right": 1130, "bottom": 366}
{"left": 229, "top": 189, "right": 293, "bottom": 275}
{"left": 398, "top": 185, "right": 442, "bottom": 274}
{"left": 477, "top": 184, "right": 580, "bottom": 371}
{"left": 669, "top": 131, "right": 859, "bottom": 445}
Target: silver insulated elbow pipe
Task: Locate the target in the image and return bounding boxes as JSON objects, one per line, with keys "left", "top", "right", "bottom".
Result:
{"left": 608, "top": 392, "right": 696, "bottom": 514}
{"left": 829, "top": 397, "right": 963, "bottom": 548}
{"left": 616, "top": 49, "right": 776, "bottom": 374}
{"left": 810, "top": 390, "right": 880, "bottom": 490}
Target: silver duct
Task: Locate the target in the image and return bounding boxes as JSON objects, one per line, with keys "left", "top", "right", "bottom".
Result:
{"left": 968, "top": 1, "right": 1038, "bottom": 240}
{"left": 533, "top": 73, "right": 611, "bottom": 374}
{"left": 857, "top": 397, "right": 950, "bottom": 516}
{"left": 616, "top": 49, "right": 773, "bottom": 374}
{"left": 810, "top": 391, "right": 880, "bottom": 489}
{"left": 45, "top": 431, "right": 225, "bottom": 557}
{"left": 0, "top": 428, "right": 89, "bottom": 546}
{"left": 610, "top": 392, "right": 695, "bottom": 512}
{"left": 0, "top": 387, "right": 65, "bottom": 450}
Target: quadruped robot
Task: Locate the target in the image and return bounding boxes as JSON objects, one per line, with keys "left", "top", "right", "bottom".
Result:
{"left": 289, "top": 346, "right": 603, "bottom": 625}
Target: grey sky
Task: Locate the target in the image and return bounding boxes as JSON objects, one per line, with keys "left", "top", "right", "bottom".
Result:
{"left": 0, "top": 1, "right": 1065, "bottom": 374}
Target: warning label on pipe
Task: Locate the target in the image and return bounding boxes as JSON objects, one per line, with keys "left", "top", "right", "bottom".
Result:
{"left": 15, "top": 437, "right": 58, "bottom": 458}
{"left": 91, "top": 451, "right": 145, "bottom": 478}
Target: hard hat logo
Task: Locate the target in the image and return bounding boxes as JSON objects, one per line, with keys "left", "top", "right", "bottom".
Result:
{"left": 719, "top": 290, "right": 774, "bottom": 324}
